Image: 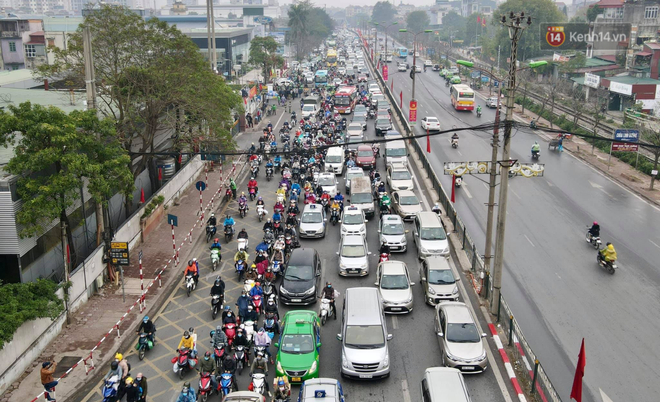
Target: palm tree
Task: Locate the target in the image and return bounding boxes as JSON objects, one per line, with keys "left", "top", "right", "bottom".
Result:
{"left": 288, "top": 1, "right": 311, "bottom": 60}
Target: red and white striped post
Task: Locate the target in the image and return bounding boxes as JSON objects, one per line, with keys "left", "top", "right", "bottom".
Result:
{"left": 205, "top": 163, "right": 209, "bottom": 187}
{"left": 138, "top": 250, "right": 146, "bottom": 312}
{"left": 199, "top": 187, "right": 204, "bottom": 227}
{"left": 171, "top": 223, "right": 178, "bottom": 265}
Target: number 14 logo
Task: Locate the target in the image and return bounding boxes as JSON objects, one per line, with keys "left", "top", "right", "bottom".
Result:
{"left": 546, "top": 26, "right": 565, "bottom": 47}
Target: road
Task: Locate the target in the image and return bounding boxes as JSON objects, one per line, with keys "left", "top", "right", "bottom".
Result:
{"left": 79, "top": 74, "right": 512, "bottom": 401}
{"left": 387, "top": 48, "right": 660, "bottom": 402}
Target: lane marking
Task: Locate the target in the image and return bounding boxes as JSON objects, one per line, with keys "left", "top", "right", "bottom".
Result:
{"left": 401, "top": 379, "right": 412, "bottom": 402}
{"left": 510, "top": 188, "right": 521, "bottom": 200}
{"left": 556, "top": 273, "right": 562, "bottom": 280}
{"left": 524, "top": 234, "right": 535, "bottom": 247}
{"left": 483, "top": 182, "right": 489, "bottom": 190}
{"left": 457, "top": 150, "right": 463, "bottom": 156}
{"left": 463, "top": 184, "right": 473, "bottom": 199}
{"left": 650, "top": 240, "right": 660, "bottom": 249}
{"left": 391, "top": 315, "right": 398, "bottom": 330}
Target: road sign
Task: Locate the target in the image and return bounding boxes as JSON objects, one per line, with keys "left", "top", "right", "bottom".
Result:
{"left": 614, "top": 129, "right": 639, "bottom": 142}
{"left": 409, "top": 100, "right": 417, "bottom": 125}
{"left": 110, "top": 242, "right": 130, "bottom": 266}
{"left": 168, "top": 214, "right": 178, "bottom": 227}
{"left": 196, "top": 181, "right": 207, "bottom": 191}
{"left": 612, "top": 142, "right": 639, "bottom": 152}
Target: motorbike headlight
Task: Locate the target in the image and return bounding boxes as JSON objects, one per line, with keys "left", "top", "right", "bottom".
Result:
{"left": 310, "top": 361, "right": 318, "bottom": 373}
{"left": 428, "top": 287, "right": 436, "bottom": 295}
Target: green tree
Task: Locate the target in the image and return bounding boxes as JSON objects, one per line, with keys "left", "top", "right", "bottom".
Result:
{"left": 0, "top": 103, "right": 132, "bottom": 266}
{"left": 250, "top": 36, "right": 283, "bottom": 83}
{"left": 441, "top": 11, "right": 466, "bottom": 43}
{"left": 288, "top": 0, "right": 311, "bottom": 60}
{"left": 37, "top": 5, "right": 241, "bottom": 218}
{"left": 372, "top": 1, "right": 396, "bottom": 25}
{"left": 406, "top": 10, "right": 431, "bottom": 34}
{"left": 491, "top": 0, "right": 566, "bottom": 60}
{"left": 587, "top": 5, "right": 601, "bottom": 22}
{"left": 287, "top": 0, "right": 334, "bottom": 60}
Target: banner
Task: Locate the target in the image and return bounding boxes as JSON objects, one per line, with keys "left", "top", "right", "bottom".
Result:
{"left": 612, "top": 142, "right": 639, "bottom": 152}
{"left": 409, "top": 100, "right": 417, "bottom": 125}
{"left": 383, "top": 65, "right": 389, "bottom": 81}
{"left": 249, "top": 85, "right": 258, "bottom": 99}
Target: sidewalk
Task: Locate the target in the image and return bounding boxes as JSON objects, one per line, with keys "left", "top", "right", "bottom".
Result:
{"left": 3, "top": 128, "right": 272, "bottom": 401}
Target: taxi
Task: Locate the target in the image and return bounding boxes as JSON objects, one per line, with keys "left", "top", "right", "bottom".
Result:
{"left": 275, "top": 311, "right": 322, "bottom": 384}
{"left": 297, "top": 378, "right": 346, "bottom": 402}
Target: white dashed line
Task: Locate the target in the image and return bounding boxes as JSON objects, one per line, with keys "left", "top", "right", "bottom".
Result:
{"left": 462, "top": 184, "right": 473, "bottom": 199}
{"left": 401, "top": 379, "right": 412, "bottom": 402}
{"left": 524, "top": 234, "right": 535, "bottom": 247}
{"left": 650, "top": 240, "right": 660, "bottom": 249}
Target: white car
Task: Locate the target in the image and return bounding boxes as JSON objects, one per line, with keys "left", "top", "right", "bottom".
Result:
{"left": 338, "top": 67, "right": 346, "bottom": 75}
{"left": 414, "top": 65, "right": 422, "bottom": 73}
{"left": 338, "top": 234, "right": 371, "bottom": 276}
{"left": 340, "top": 205, "right": 367, "bottom": 237}
{"left": 398, "top": 64, "right": 407, "bottom": 72}
{"left": 369, "top": 84, "right": 380, "bottom": 94}
{"left": 387, "top": 163, "right": 414, "bottom": 191}
{"left": 375, "top": 261, "right": 414, "bottom": 314}
{"left": 333, "top": 78, "right": 343, "bottom": 86}
{"left": 317, "top": 173, "right": 338, "bottom": 197}
{"left": 424, "top": 59, "right": 433, "bottom": 67}
{"left": 299, "top": 203, "right": 327, "bottom": 239}
{"left": 421, "top": 116, "right": 441, "bottom": 132}
{"left": 347, "top": 122, "right": 364, "bottom": 137}
{"left": 386, "top": 55, "right": 393, "bottom": 62}
{"left": 301, "top": 104, "right": 317, "bottom": 118}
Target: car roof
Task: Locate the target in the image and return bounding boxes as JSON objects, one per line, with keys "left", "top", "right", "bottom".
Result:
{"left": 341, "top": 234, "right": 365, "bottom": 245}
{"left": 318, "top": 172, "right": 335, "bottom": 178}
{"left": 389, "top": 163, "right": 408, "bottom": 171}
{"left": 426, "top": 256, "right": 451, "bottom": 270}
{"left": 380, "top": 260, "right": 407, "bottom": 275}
{"left": 394, "top": 190, "right": 416, "bottom": 197}
{"left": 344, "top": 288, "right": 382, "bottom": 325}
{"left": 288, "top": 248, "right": 317, "bottom": 265}
{"left": 301, "top": 378, "right": 340, "bottom": 401}
{"left": 222, "top": 390, "right": 265, "bottom": 401}
{"left": 343, "top": 206, "right": 363, "bottom": 215}
{"left": 357, "top": 144, "right": 372, "bottom": 150}
{"left": 381, "top": 214, "right": 402, "bottom": 224}
{"left": 283, "top": 310, "right": 317, "bottom": 333}
{"left": 303, "top": 204, "right": 324, "bottom": 213}
{"left": 440, "top": 302, "right": 474, "bottom": 323}
{"left": 416, "top": 211, "right": 443, "bottom": 227}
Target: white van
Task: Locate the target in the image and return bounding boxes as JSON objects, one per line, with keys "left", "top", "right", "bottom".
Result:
{"left": 385, "top": 140, "right": 407, "bottom": 166}
{"left": 325, "top": 147, "right": 345, "bottom": 175}
{"left": 348, "top": 177, "right": 375, "bottom": 218}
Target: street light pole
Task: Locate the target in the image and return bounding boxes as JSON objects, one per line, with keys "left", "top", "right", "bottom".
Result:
{"left": 382, "top": 22, "right": 398, "bottom": 66}
{"left": 399, "top": 29, "right": 432, "bottom": 103}
{"left": 490, "top": 12, "right": 533, "bottom": 315}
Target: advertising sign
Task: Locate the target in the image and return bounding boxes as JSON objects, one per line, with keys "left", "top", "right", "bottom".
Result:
{"left": 584, "top": 73, "right": 601, "bottom": 89}
{"left": 409, "top": 100, "right": 417, "bottom": 125}
{"left": 610, "top": 81, "right": 633, "bottom": 96}
{"left": 612, "top": 142, "right": 639, "bottom": 152}
{"left": 614, "top": 129, "right": 639, "bottom": 142}
{"left": 110, "top": 242, "right": 130, "bottom": 266}
{"left": 383, "top": 64, "right": 389, "bottom": 81}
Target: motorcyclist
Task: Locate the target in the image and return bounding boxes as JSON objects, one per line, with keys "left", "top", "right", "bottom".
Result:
{"left": 248, "top": 178, "right": 258, "bottom": 194}
{"left": 236, "top": 290, "right": 251, "bottom": 321}
{"left": 254, "top": 328, "right": 273, "bottom": 363}
{"left": 379, "top": 241, "right": 391, "bottom": 256}
{"left": 237, "top": 228, "right": 249, "bottom": 241}
{"left": 136, "top": 315, "right": 156, "bottom": 343}
{"left": 224, "top": 215, "right": 235, "bottom": 233}
{"left": 263, "top": 218, "right": 274, "bottom": 232}
{"left": 104, "top": 360, "right": 123, "bottom": 383}
{"left": 238, "top": 192, "right": 248, "bottom": 207}
{"left": 600, "top": 242, "right": 617, "bottom": 263}
{"left": 330, "top": 199, "right": 340, "bottom": 212}
{"left": 256, "top": 196, "right": 265, "bottom": 207}
{"left": 249, "top": 282, "right": 264, "bottom": 298}
{"left": 451, "top": 133, "right": 459, "bottom": 143}
{"left": 177, "top": 330, "right": 196, "bottom": 358}
{"left": 287, "top": 200, "right": 300, "bottom": 215}
{"left": 320, "top": 282, "right": 336, "bottom": 320}
{"left": 222, "top": 354, "right": 237, "bottom": 375}
{"left": 210, "top": 276, "right": 225, "bottom": 298}
{"left": 212, "top": 325, "right": 227, "bottom": 349}
{"left": 476, "top": 105, "right": 482, "bottom": 115}
{"left": 334, "top": 192, "right": 344, "bottom": 205}
{"left": 588, "top": 221, "right": 600, "bottom": 239}
{"left": 531, "top": 141, "right": 541, "bottom": 157}
{"left": 223, "top": 308, "right": 237, "bottom": 326}
{"left": 432, "top": 203, "right": 442, "bottom": 215}
{"left": 264, "top": 267, "right": 276, "bottom": 283}
{"left": 230, "top": 178, "right": 237, "bottom": 198}
{"left": 249, "top": 143, "right": 257, "bottom": 154}
{"left": 320, "top": 191, "right": 331, "bottom": 204}
{"left": 234, "top": 328, "right": 250, "bottom": 349}
{"left": 377, "top": 181, "right": 386, "bottom": 194}
{"left": 250, "top": 351, "right": 269, "bottom": 377}
{"left": 207, "top": 213, "right": 217, "bottom": 231}
{"left": 272, "top": 211, "right": 282, "bottom": 223}
{"left": 234, "top": 249, "right": 248, "bottom": 265}
{"left": 176, "top": 382, "right": 196, "bottom": 402}
{"left": 272, "top": 377, "right": 291, "bottom": 402}
{"left": 184, "top": 260, "right": 199, "bottom": 286}
{"left": 197, "top": 351, "right": 217, "bottom": 391}
{"left": 284, "top": 224, "right": 297, "bottom": 239}
{"left": 210, "top": 238, "right": 222, "bottom": 252}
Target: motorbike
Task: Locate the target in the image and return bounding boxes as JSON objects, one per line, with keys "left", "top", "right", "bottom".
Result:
{"left": 274, "top": 159, "right": 281, "bottom": 172}
{"left": 136, "top": 332, "right": 154, "bottom": 361}
{"left": 224, "top": 323, "right": 237, "bottom": 346}
{"left": 250, "top": 372, "right": 267, "bottom": 396}
{"left": 319, "top": 298, "right": 335, "bottom": 325}
{"left": 174, "top": 348, "right": 194, "bottom": 379}
{"left": 263, "top": 281, "right": 275, "bottom": 300}
{"left": 211, "top": 294, "right": 224, "bottom": 319}
{"left": 321, "top": 197, "right": 329, "bottom": 211}
{"left": 185, "top": 274, "right": 196, "bottom": 297}
{"left": 273, "top": 219, "right": 282, "bottom": 235}
{"left": 532, "top": 151, "right": 540, "bottom": 160}
{"left": 379, "top": 253, "right": 390, "bottom": 263}
{"left": 264, "top": 313, "right": 278, "bottom": 340}
{"left": 271, "top": 259, "right": 282, "bottom": 277}
{"left": 330, "top": 207, "right": 340, "bottom": 225}
{"left": 249, "top": 187, "right": 257, "bottom": 201}
{"left": 239, "top": 202, "right": 248, "bottom": 218}
{"left": 476, "top": 108, "right": 482, "bottom": 118}
{"left": 225, "top": 188, "right": 232, "bottom": 203}
{"left": 266, "top": 166, "right": 274, "bottom": 181}
{"left": 219, "top": 372, "right": 237, "bottom": 396}
{"left": 597, "top": 251, "right": 617, "bottom": 274}
{"left": 206, "top": 224, "right": 216, "bottom": 242}
{"left": 224, "top": 224, "right": 234, "bottom": 242}
{"left": 237, "top": 238, "right": 248, "bottom": 252}
{"left": 445, "top": 80, "right": 450, "bottom": 87}
{"left": 235, "top": 259, "right": 246, "bottom": 281}
{"left": 252, "top": 295, "right": 263, "bottom": 315}
{"left": 210, "top": 249, "right": 221, "bottom": 271}
{"left": 211, "top": 339, "right": 226, "bottom": 367}
{"left": 243, "top": 321, "right": 256, "bottom": 345}
{"left": 257, "top": 205, "right": 266, "bottom": 222}
{"left": 451, "top": 138, "right": 459, "bottom": 149}
{"left": 251, "top": 165, "right": 259, "bottom": 178}
{"left": 454, "top": 177, "right": 463, "bottom": 188}
{"left": 198, "top": 372, "right": 214, "bottom": 402}
{"left": 235, "top": 345, "right": 248, "bottom": 375}
{"left": 586, "top": 229, "right": 602, "bottom": 250}
{"left": 368, "top": 109, "right": 375, "bottom": 119}
{"left": 102, "top": 375, "right": 119, "bottom": 402}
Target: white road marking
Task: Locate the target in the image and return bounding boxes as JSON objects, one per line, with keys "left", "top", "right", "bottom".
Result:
{"left": 457, "top": 150, "right": 463, "bottom": 156}
{"left": 556, "top": 273, "right": 562, "bottom": 280}
{"left": 463, "top": 184, "right": 473, "bottom": 199}
{"left": 588, "top": 180, "right": 603, "bottom": 189}
{"left": 524, "top": 234, "right": 535, "bottom": 247}
{"left": 391, "top": 315, "right": 399, "bottom": 329}
{"left": 510, "top": 188, "right": 521, "bottom": 200}
{"left": 401, "top": 379, "right": 412, "bottom": 402}
{"left": 546, "top": 180, "right": 554, "bottom": 187}
{"left": 483, "top": 182, "right": 489, "bottom": 190}
{"left": 600, "top": 388, "right": 615, "bottom": 402}
{"left": 650, "top": 240, "right": 660, "bottom": 249}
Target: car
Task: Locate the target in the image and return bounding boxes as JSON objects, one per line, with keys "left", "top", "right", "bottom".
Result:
{"left": 221, "top": 391, "right": 265, "bottom": 402}
{"left": 377, "top": 101, "right": 391, "bottom": 114}
{"left": 317, "top": 173, "right": 338, "bottom": 197}
{"left": 424, "top": 59, "right": 433, "bottom": 67}
{"left": 298, "top": 378, "right": 346, "bottom": 402}
{"left": 379, "top": 214, "right": 408, "bottom": 253}
{"left": 439, "top": 68, "right": 449, "bottom": 77}
{"left": 376, "top": 110, "right": 390, "bottom": 120}
{"left": 387, "top": 164, "right": 414, "bottom": 191}
{"left": 450, "top": 76, "right": 461, "bottom": 84}
{"left": 276, "top": 78, "right": 294, "bottom": 86}
{"left": 347, "top": 122, "right": 363, "bottom": 137}
{"left": 415, "top": 52, "right": 420, "bottom": 57}
{"left": 375, "top": 117, "right": 392, "bottom": 136}
{"left": 275, "top": 310, "right": 321, "bottom": 383}
{"left": 340, "top": 205, "right": 367, "bottom": 237}
{"left": 370, "top": 89, "right": 383, "bottom": 98}
{"left": 432, "top": 64, "right": 440, "bottom": 71}
{"left": 434, "top": 301, "right": 488, "bottom": 373}
{"left": 486, "top": 96, "right": 499, "bottom": 108}
{"left": 449, "top": 66, "right": 459, "bottom": 75}
{"left": 391, "top": 190, "right": 423, "bottom": 221}
{"left": 386, "top": 55, "right": 393, "bottom": 62}
{"left": 354, "top": 104, "right": 367, "bottom": 115}
{"left": 397, "top": 63, "right": 407, "bottom": 72}
{"left": 371, "top": 94, "right": 385, "bottom": 104}
{"left": 420, "top": 256, "right": 460, "bottom": 305}
{"left": 358, "top": 74, "right": 368, "bottom": 82}
{"left": 338, "top": 234, "right": 371, "bottom": 276}
{"left": 356, "top": 144, "right": 376, "bottom": 168}
{"left": 337, "top": 67, "right": 346, "bottom": 75}
{"left": 346, "top": 132, "right": 364, "bottom": 152}
{"left": 368, "top": 84, "right": 380, "bottom": 94}
{"left": 375, "top": 261, "right": 414, "bottom": 314}
{"left": 414, "top": 65, "right": 422, "bottom": 73}
{"left": 302, "top": 104, "right": 317, "bottom": 118}
{"left": 384, "top": 130, "right": 403, "bottom": 140}
{"left": 421, "top": 116, "right": 441, "bottom": 132}
{"left": 414, "top": 211, "right": 450, "bottom": 258}
{"left": 279, "top": 248, "right": 322, "bottom": 305}
{"left": 299, "top": 203, "right": 327, "bottom": 239}
{"left": 344, "top": 167, "right": 365, "bottom": 193}
{"left": 333, "top": 78, "right": 343, "bottom": 86}
{"left": 351, "top": 113, "right": 367, "bottom": 131}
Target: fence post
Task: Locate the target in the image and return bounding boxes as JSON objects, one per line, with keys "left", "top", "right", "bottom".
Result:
{"left": 483, "top": 271, "right": 490, "bottom": 299}
{"left": 531, "top": 359, "right": 540, "bottom": 394}
{"left": 462, "top": 225, "right": 467, "bottom": 249}
{"left": 496, "top": 292, "right": 502, "bottom": 322}
{"left": 471, "top": 244, "right": 477, "bottom": 271}
{"left": 508, "top": 315, "right": 514, "bottom": 346}
{"left": 452, "top": 210, "right": 457, "bottom": 232}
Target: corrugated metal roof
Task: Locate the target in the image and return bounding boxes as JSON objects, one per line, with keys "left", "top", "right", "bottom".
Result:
{"left": 606, "top": 75, "right": 660, "bottom": 85}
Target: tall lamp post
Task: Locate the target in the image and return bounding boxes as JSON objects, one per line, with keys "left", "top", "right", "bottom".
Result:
{"left": 370, "top": 21, "right": 379, "bottom": 62}
{"left": 399, "top": 28, "right": 432, "bottom": 101}
{"left": 380, "top": 22, "right": 398, "bottom": 63}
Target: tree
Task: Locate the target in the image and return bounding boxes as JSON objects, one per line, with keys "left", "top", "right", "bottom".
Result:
{"left": 228, "top": 12, "right": 237, "bottom": 19}
{"left": 287, "top": 0, "right": 334, "bottom": 60}
{"left": 288, "top": 0, "right": 311, "bottom": 60}
{"left": 590, "top": 87, "right": 609, "bottom": 154}
{"left": 37, "top": 5, "right": 242, "bottom": 219}
{"left": 566, "top": 84, "right": 586, "bottom": 130}
{"left": 372, "top": 1, "right": 396, "bottom": 25}
{"left": 406, "top": 11, "right": 431, "bottom": 34}
{"left": 587, "top": 5, "right": 601, "bottom": 22}
{"left": 0, "top": 103, "right": 133, "bottom": 267}
{"left": 441, "top": 11, "right": 466, "bottom": 44}
{"left": 250, "top": 36, "right": 283, "bottom": 84}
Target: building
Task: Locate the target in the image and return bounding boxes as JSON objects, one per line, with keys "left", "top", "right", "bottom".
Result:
{"left": 0, "top": 17, "right": 43, "bottom": 70}
{"left": 13, "top": 0, "right": 70, "bottom": 14}
{"left": 42, "top": 16, "right": 83, "bottom": 66}
{"left": 461, "top": 0, "right": 495, "bottom": 17}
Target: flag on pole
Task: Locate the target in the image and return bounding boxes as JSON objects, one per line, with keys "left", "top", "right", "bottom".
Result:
{"left": 477, "top": 15, "right": 481, "bottom": 23}
{"left": 451, "top": 175, "right": 456, "bottom": 203}
{"left": 376, "top": 59, "right": 380, "bottom": 71}
{"left": 140, "top": 188, "right": 145, "bottom": 204}
{"left": 399, "top": 91, "right": 403, "bottom": 107}
{"left": 426, "top": 129, "right": 431, "bottom": 153}
{"left": 570, "top": 339, "right": 586, "bottom": 402}
{"left": 482, "top": 17, "right": 486, "bottom": 27}
{"left": 390, "top": 79, "right": 394, "bottom": 92}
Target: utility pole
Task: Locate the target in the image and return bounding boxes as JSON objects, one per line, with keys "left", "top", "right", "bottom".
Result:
{"left": 206, "top": 0, "right": 217, "bottom": 72}
{"left": 490, "top": 12, "right": 533, "bottom": 315}
{"left": 61, "top": 221, "right": 70, "bottom": 325}
{"left": 484, "top": 88, "right": 502, "bottom": 277}
{"left": 82, "top": 27, "right": 105, "bottom": 247}
{"left": 399, "top": 29, "right": 432, "bottom": 102}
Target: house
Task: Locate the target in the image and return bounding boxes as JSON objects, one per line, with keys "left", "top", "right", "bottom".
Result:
{"left": 0, "top": 18, "right": 43, "bottom": 70}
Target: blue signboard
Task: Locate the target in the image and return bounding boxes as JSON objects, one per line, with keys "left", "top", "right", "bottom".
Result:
{"left": 470, "top": 71, "right": 481, "bottom": 78}
{"left": 196, "top": 181, "right": 207, "bottom": 191}
{"left": 614, "top": 129, "right": 639, "bottom": 142}
{"left": 167, "top": 214, "right": 178, "bottom": 227}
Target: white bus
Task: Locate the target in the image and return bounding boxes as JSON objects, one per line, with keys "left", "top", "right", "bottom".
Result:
{"left": 450, "top": 84, "right": 475, "bottom": 111}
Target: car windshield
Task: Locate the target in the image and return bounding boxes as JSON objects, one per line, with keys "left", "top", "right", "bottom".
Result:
{"left": 318, "top": 177, "right": 335, "bottom": 186}
{"left": 357, "top": 150, "right": 372, "bottom": 157}
{"left": 382, "top": 222, "right": 404, "bottom": 235}
{"left": 421, "top": 227, "right": 447, "bottom": 240}
{"left": 446, "top": 323, "right": 481, "bottom": 343}
{"left": 386, "top": 148, "right": 406, "bottom": 157}
{"left": 372, "top": 95, "right": 385, "bottom": 102}
{"left": 399, "top": 195, "right": 419, "bottom": 206}
{"left": 335, "top": 97, "right": 351, "bottom": 106}
{"left": 326, "top": 155, "right": 342, "bottom": 163}
{"left": 348, "top": 124, "right": 362, "bottom": 131}
{"left": 343, "top": 213, "right": 363, "bottom": 224}
{"left": 376, "top": 118, "right": 390, "bottom": 126}
{"left": 427, "top": 118, "right": 439, "bottom": 123}
{"left": 351, "top": 193, "right": 372, "bottom": 203}
{"left": 347, "top": 171, "right": 363, "bottom": 180}
{"left": 341, "top": 244, "right": 366, "bottom": 257}
{"left": 281, "top": 334, "right": 315, "bottom": 354}
{"left": 353, "top": 116, "right": 366, "bottom": 123}
{"left": 428, "top": 269, "right": 455, "bottom": 285}
{"left": 301, "top": 212, "right": 323, "bottom": 223}
{"left": 391, "top": 171, "right": 411, "bottom": 180}
{"left": 284, "top": 265, "right": 314, "bottom": 281}
{"left": 345, "top": 325, "right": 385, "bottom": 348}
{"left": 302, "top": 105, "right": 315, "bottom": 111}
{"left": 348, "top": 136, "right": 362, "bottom": 144}
{"left": 381, "top": 273, "right": 409, "bottom": 290}
{"left": 355, "top": 106, "right": 366, "bottom": 113}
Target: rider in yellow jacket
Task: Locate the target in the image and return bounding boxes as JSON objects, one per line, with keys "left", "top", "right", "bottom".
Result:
{"left": 600, "top": 243, "right": 617, "bottom": 262}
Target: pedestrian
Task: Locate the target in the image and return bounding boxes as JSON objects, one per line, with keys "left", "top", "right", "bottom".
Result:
{"left": 125, "top": 377, "right": 140, "bottom": 402}
{"left": 41, "top": 361, "right": 58, "bottom": 402}
{"left": 246, "top": 113, "right": 253, "bottom": 128}
{"left": 557, "top": 134, "right": 564, "bottom": 152}
{"left": 134, "top": 373, "right": 148, "bottom": 402}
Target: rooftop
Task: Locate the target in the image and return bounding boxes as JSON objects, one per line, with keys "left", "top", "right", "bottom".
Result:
{"left": 0, "top": 69, "right": 43, "bottom": 89}
{"left": 606, "top": 75, "right": 660, "bottom": 85}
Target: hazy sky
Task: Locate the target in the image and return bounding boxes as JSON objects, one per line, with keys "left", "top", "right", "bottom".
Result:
{"left": 280, "top": 0, "right": 438, "bottom": 9}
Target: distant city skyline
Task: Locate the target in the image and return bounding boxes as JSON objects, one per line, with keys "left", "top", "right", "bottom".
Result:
{"left": 280, "top": 0, "right": 437, "bottom": 8}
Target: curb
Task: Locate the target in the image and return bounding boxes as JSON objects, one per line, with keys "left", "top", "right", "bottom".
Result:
{"left": 488, "top": 323, "right": 527, "bottom": 402}
{"left": 513, "top": 334, "right": 549, "bottom": 402}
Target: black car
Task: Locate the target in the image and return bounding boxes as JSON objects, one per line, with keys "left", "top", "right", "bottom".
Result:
{"left": 279, "top": 248, "right": 322, "bottom": 305}
{"left": 375, "top": 117, "right": 393, "bottom": 136}
{"left": 432, "top": 64, "right": 440, "bottom": 71}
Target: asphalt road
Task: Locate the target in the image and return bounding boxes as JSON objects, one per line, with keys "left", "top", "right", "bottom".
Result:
{"left": 79, "top": 77, "right": 512, "bottom": 402}
{"left": 387, "top": 48, "right": 660, "bottom": 402}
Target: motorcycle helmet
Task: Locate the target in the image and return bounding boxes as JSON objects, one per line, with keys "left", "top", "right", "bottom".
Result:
{"left": 143, "top": 316, "right": 149, "bottom": 323}
{"left": 241, "top": 191, "right": 245, "bottom": 196}
{"left": 224, "top": 305, "right": 231, "bottom": 311}
{"left": 182, "top": 382, "right": 191, "bottom": 392}
{"left": 326, "top": 282, "right": 332, "bottom": 288}
{"left": 251, "top": 264, "right": 257, "bottom": 269}
{"left": 183, "top": 330, "right": 190, "bottom": 338}
{"left": 211, "top": 212, "right": 215, "bottom": 217}
{"left": 255, "top": 282, "right": 261, "bottom": 287}
{"left": 204, "top": 351, "right": 211, "bottom": 359}
{"left": 593, "top": 221, "right": 598, "bottom": 225}
{"left": 226, "top": 214, "right": 230, "bottom": 219}
{"left": 258, "top": 196, "right": 262, "bottom": 201}
{"left": 125, "top": 377, "right": 134, "bottom": 385}
{"left": 188, "top": 260, "right": 193, "bottom": 266}
{"left": 278, "top": 379, "right": 285, "bottom": 386}
{"left": 115, "top": 353, "right": 123, "bottom": 361}
{"left": 247, "top": 305, "right": 254, "bottom": 311}
{"left": 214, "top": 238, "right": 219, "bottom": 243}
{"left": 192, "top": 258, "right": 197, "bottom": 262}
{"left": 111, "top": 361, "right": 119, "bottom": 370}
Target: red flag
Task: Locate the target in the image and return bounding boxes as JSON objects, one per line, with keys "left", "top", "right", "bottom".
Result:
{"left": 399, "top": 91, "right": 403, "bottom": 107}
{"left": 390, "top": 79, "right": 394, "bottom": 92}
{"left": 426, "top": 129, "right": 431, "bottom": 153}
{"left": 477, "top": 15, "right": 481, "bottom": 23}
{"left": 376, "top": 59, "right": 380, "bottom": 70}
{"left": 570, "top": 339, "right": 586, "bottom": 402}
{"left": 66, "top": 244, "right": 70, "bottom": 265}
{"left": 482, "top": 18, "right": 486, "bottom": 27}
{"left": 140, "top": 188, "right": 145, "bottom": 203}
{"left": 451, "top": 175, "right": 456, "bottom": 203}
{"left": 158, "top": 168, "right": 163, "bottom": 181}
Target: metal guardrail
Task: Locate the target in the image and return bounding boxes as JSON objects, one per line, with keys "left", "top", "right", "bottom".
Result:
{"left": 364, "top": 47, "right": 562, "bottom": 402}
